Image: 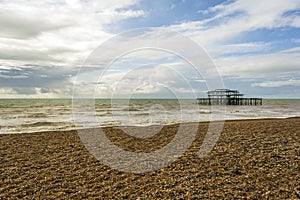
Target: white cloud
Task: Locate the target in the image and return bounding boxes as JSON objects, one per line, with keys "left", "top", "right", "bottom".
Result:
{"left": 0, "top": 65, "right": 75, "bottom": 98}
{"left": 170, "top": 0, "right": 300, "bottom": 46}
{"left": 73, "top": 63, "right": 204, "bottom": 99}
{"left": 203, "top": 0, "right": 300, "bottom": 28}
{"left": 291, "top": 15, "right": 300, "bottom": 27}
{"left": 215, "top": 47, "right": 300, "bottom": 78}
{"left": 177, "top": 0, "right": 300, "bottom": 83}
{"left": 216, "top": 42, "right": 270, "bottom": 55}
{"left": 0, "top": 0, "right": 144, "bottom": 66}
{"left": 280, "top": 47, "right": 300, "bottom": 53}
{"left": 291, "top": 38, "right": 300, "bottom": 43}
{"left": 34, "top": 87, "right": 68, "bottom": 98}
{"left": 0, "top": 87, "right": 17, "bottom": 94}
{"left": 252, "top": 79, "right": 300, "bottom": 87}
{"left": 0, "top": 88, "right": 70, "bottom": 98}
{"left": 0, "top": 3, "right": 74, "bottom": 39}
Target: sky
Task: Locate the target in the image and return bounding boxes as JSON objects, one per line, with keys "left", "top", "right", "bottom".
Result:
{"left": 0, "top": 0, "right": 299, "bottom": 98}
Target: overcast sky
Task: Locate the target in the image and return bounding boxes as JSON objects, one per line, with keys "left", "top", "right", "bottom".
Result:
{"left": 0, "top": 0, "right": 299, "bottom": 98}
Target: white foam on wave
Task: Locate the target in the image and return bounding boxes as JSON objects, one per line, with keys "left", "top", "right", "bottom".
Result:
{"left": 0, "top": 99, "right": 299, "bottom": 134}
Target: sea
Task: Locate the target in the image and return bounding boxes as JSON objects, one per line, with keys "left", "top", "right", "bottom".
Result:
{"left": 0, "top": 99, "right": 299, "bottom": 134}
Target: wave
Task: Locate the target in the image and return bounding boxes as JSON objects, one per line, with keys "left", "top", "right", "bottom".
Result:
{"left": 21, "top": 121, "right": 69, "bottom": 127}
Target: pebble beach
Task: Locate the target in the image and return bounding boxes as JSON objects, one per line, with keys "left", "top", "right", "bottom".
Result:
{"left": 0, "top": 117, "right": 299, "bottom": 199}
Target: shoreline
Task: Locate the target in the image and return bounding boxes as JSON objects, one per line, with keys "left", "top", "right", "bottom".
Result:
{"left": 1, "top": 116, "right": 300, "bottom": 135}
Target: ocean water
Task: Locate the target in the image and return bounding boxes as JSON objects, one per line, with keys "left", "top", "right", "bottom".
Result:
{"left": 0, "top": 98, "right": 299, "bottom": 134}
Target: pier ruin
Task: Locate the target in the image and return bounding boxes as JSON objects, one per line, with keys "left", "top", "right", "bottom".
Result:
{"left": 197, "top": 89, "right": 262, "bottom": 105}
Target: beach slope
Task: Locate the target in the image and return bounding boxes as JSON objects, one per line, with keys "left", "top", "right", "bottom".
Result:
{"left": 0, "top": 118, "right": 299, "bottom": 199}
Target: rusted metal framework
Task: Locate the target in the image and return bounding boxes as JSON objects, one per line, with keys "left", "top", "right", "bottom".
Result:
{"left": 197, "top": 89, "right": 262, "bottom": 105}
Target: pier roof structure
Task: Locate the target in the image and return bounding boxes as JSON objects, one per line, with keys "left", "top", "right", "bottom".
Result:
{"left": 197, "top": 89, "right": 262, "bottom": 105}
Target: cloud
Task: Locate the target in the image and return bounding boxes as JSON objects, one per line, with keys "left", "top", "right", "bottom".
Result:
{"left": 202, "top": 0, "right": 300, "bottom": 29}
{"left": 96, "top": 65, "right": 191, "bottom": 98}
{"left": 291, "top": 38, "right": 300, "bottom": 43}
{"left": 161, "top": 1, "right": 299, "bottom": 93}
{"left": 280, "top": 47, "right": 300, "bottom": 53}
{"left": 0, "top": 65, "right": 75, "bottom": 97}
{"left": 0, "top": 0, "right": 144, "bottom": 39}
{"left": 214, "top": 47, "right": 300, "bottom": 78}
{"left": 0, "top": 0, "right": 299, "bottom": 98}
{"left": 216, "top": 42, "right": 270, "bottom": 55}
{"left": 0, "top": 0, "right": 144, "bottom": 67}
{"left": 73, "top": 62, "right": 206, "bottom": 99}
{"left": 170, "top": 0, "right": 300, "bottom": 46}
{"left": 0, "top": 0, "right": 147, "bottom": 98}
{"left": 252, "top": 79, "right": 300, "bottom": 87}
{"left": 0, "top": 46, "right": 61, "bottom": 63}
{"left": 0, "top": 5, "right": 74, "bottom": 39}
{"left": 0, "top": 87, "right": 17, "bottom": 94}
